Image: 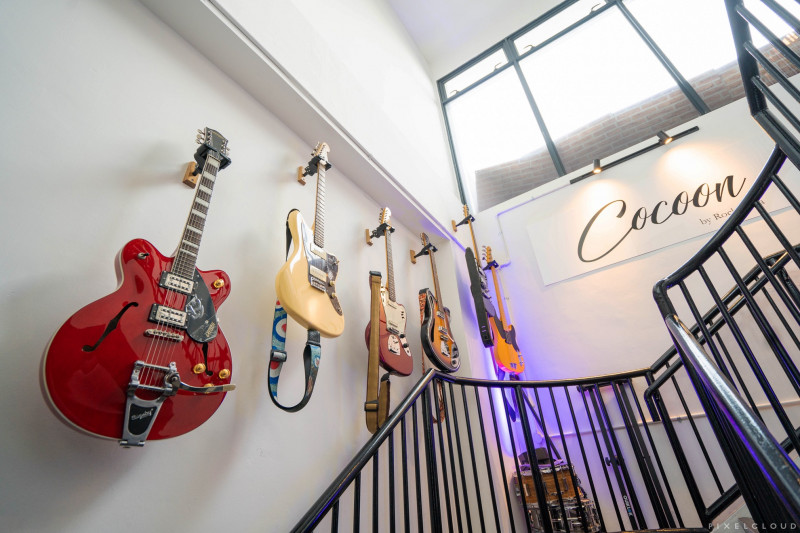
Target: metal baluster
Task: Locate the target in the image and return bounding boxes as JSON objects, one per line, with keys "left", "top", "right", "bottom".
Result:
{"left": 460, "top": 384, "right": 486, "bottom": 531}
{"left": 432, "top": 380, "right": 455, "bottom": 533}
{"left": 628, "top": 378, "right": 684, "bottom": 528}
{"left": 487, "top": 386, "right": 518, "bottom": 533}
{"left": 444, "top": 382, "right": 469, "bottom": 532}
{"left": 532, "top": 387, "right": 570, "bottom": 532}
{"left": 412, "top": 403, "right": 424, "bottom": 533}
{"left": 474, "top": 386, "right": 501, "bottom": 532}
{"left": 580, "top": 385, "right": 624, "bottom": 529}
{"left": 422, "top": 385, "right": 442, "bottom": 533}
{"left": 401, "top": 416, "right": 410, "bottom": 533}
{"left": 565, "top": 386, "right": 607, "bottom": 532}
{"left": 549, "top": 387, "right": 589, "bottom": 532}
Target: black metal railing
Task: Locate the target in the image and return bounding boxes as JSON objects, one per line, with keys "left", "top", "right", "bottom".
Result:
{"left": 292, "top": 366, "right": 720, "bottom": 532}
{"left": 653, "top": 142, "right": 800, "bottom": 525}
{"left": 726, "top": 0, "right": 800, "bottom": 167}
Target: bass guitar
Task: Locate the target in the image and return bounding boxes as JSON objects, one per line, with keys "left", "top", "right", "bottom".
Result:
{"left": 42, "top": 127, "right": 235, "bottom": 447}
{"left": 417, "top": 233, "right": 460, "bottom": 372}
{"left": 275, "top": 142, "right": 344, "bottom": 338}
{"left": 453, "top": 204, "right": 495, "bottom": 348}
{"left": 364, "top": 208, "right": 413, "bottom": 375}
{"left": 484, "top": 246, "right": 524, "bottom": 374}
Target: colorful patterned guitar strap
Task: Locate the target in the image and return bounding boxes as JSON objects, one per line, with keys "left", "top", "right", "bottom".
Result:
{"left": 267, "top": 211, "right": 322, "bottom": 413}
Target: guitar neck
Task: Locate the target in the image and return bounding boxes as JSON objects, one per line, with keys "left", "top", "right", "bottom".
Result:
{"left": 313, "top": 165, "right": 326, "bottom": 249}
{"left": 172, "top": 154, "right": 221, "bottom": 279}
{"left": 385, "top": 229, "right": 396, "bottom": 302}
{"left": 428, "top": 247, "right": 443, "bottom": 307}
{"left": 489, "top": 265, "right": 508, "bottom": 328}
{"left": 466, "top": 218, "right": 482, "bottom": 268}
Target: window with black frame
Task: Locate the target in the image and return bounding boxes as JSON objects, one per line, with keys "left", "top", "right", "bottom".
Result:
{"left": 439, "top": 0, "right": 800, "bottom": 212}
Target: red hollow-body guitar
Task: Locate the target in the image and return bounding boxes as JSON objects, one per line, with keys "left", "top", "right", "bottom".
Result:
{"left": 364, "top": 208, "right": 413, "bottom": 376}
{"left": 42, "top": 128, "right": 235, "bottom": 446}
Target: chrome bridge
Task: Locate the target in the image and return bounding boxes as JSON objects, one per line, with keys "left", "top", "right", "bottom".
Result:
{"left": 120, "top": 360, "right": 235, "bottom": 447}
{"left": 144, "top": 329, "right": 184, "bottom": 342}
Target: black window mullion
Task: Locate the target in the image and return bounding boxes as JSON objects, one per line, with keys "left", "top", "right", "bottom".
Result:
{"left": 615, "top": 0, "right": 710, "bottom": 114}
{"left": 503, "top": 39, "right": 567, "bottom": 176}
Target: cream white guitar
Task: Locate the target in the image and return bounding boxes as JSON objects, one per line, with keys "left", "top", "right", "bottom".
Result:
{"left": 275, "top": 142, "right": 344, "bottom": 338}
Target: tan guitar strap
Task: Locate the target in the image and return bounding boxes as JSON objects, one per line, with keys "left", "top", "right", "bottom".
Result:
{"left": 418, "top": 292, "right": 446, "bottom": 424}
{"left": 366, "top": 272, "right": 390, "bottom": 433}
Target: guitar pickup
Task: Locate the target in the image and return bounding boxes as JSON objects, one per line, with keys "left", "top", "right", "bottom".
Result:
{"left": 309, "top": 265, "right": 328, "bottom": 292}
{"left": 149, "top": 304, "right": 187, "bottom": 328}
{"left": 310, "top": 244, "right": 328, "bottom": 261}
{"left": 158, "top": 272, "right": 194, "bottom": 295}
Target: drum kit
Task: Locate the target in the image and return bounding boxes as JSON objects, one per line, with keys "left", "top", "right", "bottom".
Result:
{"left": 512, "top": 460, "right": 601, "bottom": 532}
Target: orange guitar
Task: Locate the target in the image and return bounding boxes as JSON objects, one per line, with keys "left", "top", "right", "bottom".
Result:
{"left": 364, "top": 208, "right": 413, "bottom": 375}
{"left": 483, "top": 246, "right": 524, "bottom": 374}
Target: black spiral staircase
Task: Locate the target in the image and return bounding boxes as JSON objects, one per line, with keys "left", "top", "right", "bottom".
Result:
{"left": 292, "top": 1, "right": 800, "bottom": 530}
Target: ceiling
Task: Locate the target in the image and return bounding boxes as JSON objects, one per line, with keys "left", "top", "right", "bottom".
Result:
{"left": 385, "top": 0, "right": 563, "bottom": 79}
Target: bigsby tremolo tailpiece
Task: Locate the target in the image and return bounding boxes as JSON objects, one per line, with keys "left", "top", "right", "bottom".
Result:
{"left": 120, "top": 361, "right": 235, "bottom": 447}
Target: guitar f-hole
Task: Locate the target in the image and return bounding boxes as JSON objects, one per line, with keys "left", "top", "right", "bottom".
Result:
{"left": 82, "top": 302, "right": 139, "bottom": 352}
{"left": 202, "top": 342, "right": 212, "bottom": 375}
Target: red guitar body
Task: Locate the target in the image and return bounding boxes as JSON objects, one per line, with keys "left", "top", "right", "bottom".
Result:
{"left": 42, "top": 238, "right": 232, "bottom": 442}
{"left": 364, "top": 290, "right": 413, "bottom": 376}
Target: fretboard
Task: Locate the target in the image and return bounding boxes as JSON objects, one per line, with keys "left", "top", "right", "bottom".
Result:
{"left": 385, "top": 229, "right": 396, "bottom": 302}
{"left": 428, "top": 247, "right": 443, "bottom": 306}
{"left": 313, "top": 165, "right": 326, "bottom": 248}
{"left": 172, "top": 155, "right": 220, "bottom": 279}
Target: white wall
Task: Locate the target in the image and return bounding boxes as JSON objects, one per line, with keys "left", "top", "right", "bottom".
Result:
{"left": 0, "top": 1, "right": 476, "bottom": 531}
{"left": 209, "top": 0, "right": 463, "bottom": 229}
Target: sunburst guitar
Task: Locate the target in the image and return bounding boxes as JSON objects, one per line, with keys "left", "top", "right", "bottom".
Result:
{"left": 42, "top": 128, "right": 236, "bottom": 447}
{"left": 418, "top": 233, "right": 460, "bottom": 373}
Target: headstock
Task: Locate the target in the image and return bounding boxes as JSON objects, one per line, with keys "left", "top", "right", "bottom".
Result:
{"left": 410, "top": 232, "right": 438, "bottom": 264}
{"left": 451, "top": 203, "right": 475, "bottom": 233}
{"left": 193, "top": 127, "right": 232, "bottom": 170}
{"left": 380, "top": 207, "right": 392, "bottom": 228}
{"left": 298, "top": 141, "right": 332, "bottom": 185}
{"left": 483, "top": 245, "right": 499, "bottom": 268}
{"left": 365, "top": 207, "right": 393, "bottom": 246}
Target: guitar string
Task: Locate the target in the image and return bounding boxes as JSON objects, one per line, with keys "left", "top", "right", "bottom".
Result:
{"left": 142, "top": 154, "right": 219, "bottom": 389}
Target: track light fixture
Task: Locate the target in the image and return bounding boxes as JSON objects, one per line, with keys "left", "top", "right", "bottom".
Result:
{"left": 570, "top": 126, "right": 700, "bottom": 185}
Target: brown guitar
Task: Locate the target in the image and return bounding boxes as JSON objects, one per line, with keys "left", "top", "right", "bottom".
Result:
{"left": 417, "top": 233, "right": 460, "bottom": 373}
{"left": 364, "top": 208, "right": 413, "bottom": 375}
{"left": 484, "top": 246, "right": 524, "bottom": 374}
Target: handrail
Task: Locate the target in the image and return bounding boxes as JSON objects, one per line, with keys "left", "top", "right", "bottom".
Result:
{"left": 291, "top": 369, "right": 438, "bottom": 532}
{"left": 665, "top": 314, "right": 800, "bottom": 522}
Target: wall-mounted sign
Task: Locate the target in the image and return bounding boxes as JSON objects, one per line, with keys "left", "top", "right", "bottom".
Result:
{"left": 528, "top": 138, "right": 799, "bottom": 285}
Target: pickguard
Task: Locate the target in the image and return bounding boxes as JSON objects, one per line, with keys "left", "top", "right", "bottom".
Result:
{"left": 299, "top": 217, "right": 343, "bottom": 316}
{"left": 184, "top": 269, "right": 219, "bottom": 343}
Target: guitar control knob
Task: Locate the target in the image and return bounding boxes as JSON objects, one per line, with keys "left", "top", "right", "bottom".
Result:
{"left": 213, "top": 279, "right": 225, "bottom": 289}
{"left": 329, "top": 279, "right": 336, "bottom": 287}
{"left": 218, "top": 369, "right": 231, "bottom": 379}
{"left": 331, "top": 292, "right": 337, "bottom": 299}
{"left": 193, "top": 364, "right": 206, "bottom": 374}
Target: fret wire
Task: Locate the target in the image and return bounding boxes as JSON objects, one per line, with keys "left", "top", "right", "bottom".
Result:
{"left": 314, "top": 164, "right": 326, "bottom": 249}
{"left": 171, "top": 154, "right": 220, "bottom": 277}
